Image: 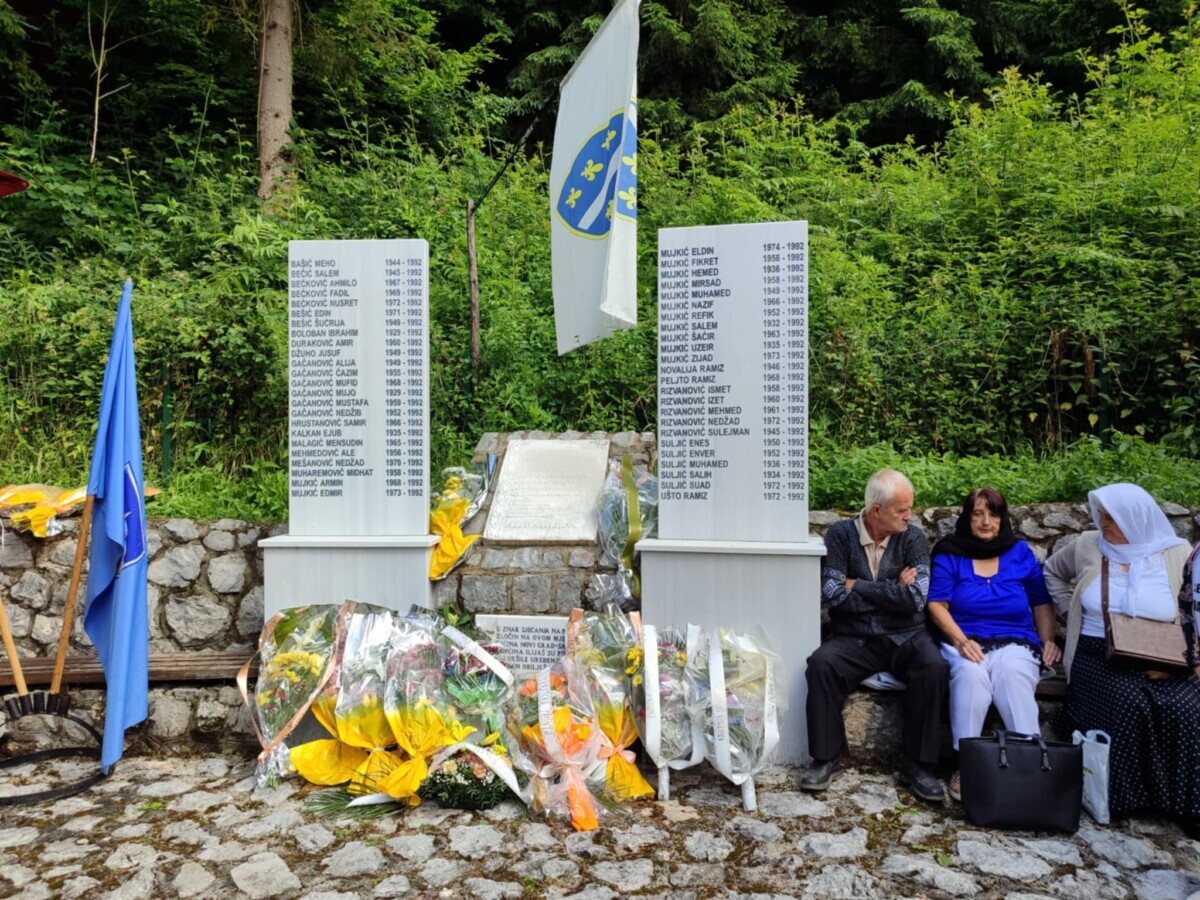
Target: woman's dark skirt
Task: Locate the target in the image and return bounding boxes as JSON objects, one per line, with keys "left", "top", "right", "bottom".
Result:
{"left": 1065, "top": 635, "right": 1200, "bottom": 817}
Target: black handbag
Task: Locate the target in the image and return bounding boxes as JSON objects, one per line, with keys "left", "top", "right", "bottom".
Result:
{"left": 959, "top": 730, "right": 1083, "bottom": 832}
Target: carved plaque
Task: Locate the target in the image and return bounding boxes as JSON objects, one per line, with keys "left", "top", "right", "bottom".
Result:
{"left": 474, "top": 614, "right": 569, "bottom": 677}
{"left": 483, "top": 439, "right": 609, "bottom": 542}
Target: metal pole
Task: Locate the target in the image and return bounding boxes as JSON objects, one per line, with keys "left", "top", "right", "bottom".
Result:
{"left": 161, "top": 362, "right": 173, "bottom": 483}
{"left": 464, "top": 101, "right": 552, "bottom": 391}
{"left": 467, "top": 199, "right": 482, "bottom": 388}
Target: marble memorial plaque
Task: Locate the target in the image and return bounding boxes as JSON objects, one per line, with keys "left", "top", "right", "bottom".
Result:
{"left": 474, "top": 614, "right": 568, "bottom": 677}
{"left": 657, "top": 221, "right": 809, "bottom": 541}
{"left": 288, "top": 239, "right": 429, "bottom": 536}
{"left": 484, "top": 439, "right": 609, "bottom": 542}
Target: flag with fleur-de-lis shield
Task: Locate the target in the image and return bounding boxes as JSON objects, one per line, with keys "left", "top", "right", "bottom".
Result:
{"left": 550, "top": 0, "right": 639, "bottom": 355}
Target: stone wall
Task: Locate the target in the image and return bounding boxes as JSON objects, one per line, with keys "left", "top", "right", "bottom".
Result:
{"left": 3, "top": 431, "right": 1199, "bottom": 754}
{"left": 0, "top": 516, "right": 275, "bottom": 660}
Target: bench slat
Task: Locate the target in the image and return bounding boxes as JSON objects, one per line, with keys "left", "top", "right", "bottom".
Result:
{"left": 0, "top": 652, "right": 256, "bottom": 687}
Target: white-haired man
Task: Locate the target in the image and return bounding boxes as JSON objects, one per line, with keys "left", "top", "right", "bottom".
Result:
{"left": 800, "top": 469, "right": 948, "bottom": 801}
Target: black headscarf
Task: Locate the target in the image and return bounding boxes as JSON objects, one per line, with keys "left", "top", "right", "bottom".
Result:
{"left": 931, "top": 489, "right": 1019, "bottom": 560}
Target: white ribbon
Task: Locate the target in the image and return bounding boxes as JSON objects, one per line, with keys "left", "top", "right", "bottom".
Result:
{"left": 536, "top": 668, "right": 565, "bottom": 762}
{"left": 642, "top": 624, "right": 662, "bottom": 764}
{"left": 442, "top": 625, "right": 514, "bottom": 687}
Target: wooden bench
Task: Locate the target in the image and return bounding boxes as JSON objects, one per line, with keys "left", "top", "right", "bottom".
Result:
{"left": 0, "top": 652, "right": 257, "bottom": 687}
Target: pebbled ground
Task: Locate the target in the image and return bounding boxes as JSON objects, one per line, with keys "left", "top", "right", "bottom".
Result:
{"left": 1, "top": 752, "right": 1199, "bottom": 899}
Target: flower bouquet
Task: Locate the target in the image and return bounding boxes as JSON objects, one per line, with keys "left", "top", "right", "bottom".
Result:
{"left": 429, "top": 465, "right": 488, "bottom": 581}
{"left": 625, "top": 622, "right": 703, "bottom": 800}
{"left": 593, "top": 455, "right": 658, "bottom": 608}
{"left": 684, "top": 626, "right": 785, "bottom": 812}
{"left": 572, "top": 605, "right": 654, "bottom": 800}
{"left": 419, "top": 747, "right": 513, "bottom": 810}
{"left": 374, "top": 610, "right": 473, "bottom": 805}
{"left": 510, "top": 660, "right": 605, "bottom": 831}
{"left": 291, "top": 605, "right": 403, "bottom": 793}
{"left": 248, "top": 603, "right": 343, "bottom": 787}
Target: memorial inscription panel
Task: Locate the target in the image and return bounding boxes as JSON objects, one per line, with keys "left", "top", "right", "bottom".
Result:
{"left": 474, "top": 614, "right": 568, "bottom": 677}
{"left": 288, "top": 239, "right": 429, "bottom": 536}
{"left": 657, "top": 221, "right": 809, "bottom": 542}
{"left": 484, "top": 439, "right": 609, "bottom": 542}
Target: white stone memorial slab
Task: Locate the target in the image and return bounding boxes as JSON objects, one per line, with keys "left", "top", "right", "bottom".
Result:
{"left": 474, "top": 614, "right": 568, "bottom": 677}
{"left": 483, "top": 439, "right": 609, "bottom": 542}
{"left": 657, "top": 221, "right": 809, "bottom": 542}
{"left": 287, "top": 239, "right": 429, "bottom": 537}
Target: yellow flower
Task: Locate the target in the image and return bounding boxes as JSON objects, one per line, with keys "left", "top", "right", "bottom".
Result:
{"left": 675, "top": 651, "right": 687, "bottom": 669}
{"left": 601, "top": 129, "right": 617, "bottom": 150}
{"left": 481, "top": 732, "right": 509, "bottom": 756}
{"left": 631, "top": 674, "right": 643, "bottom": 687}
{"left": 624, "top": 646, "right": 642, "bottom": 676}
{"left": 565, "top": 188, "right": 582, "bottom": 209}
{"left": 581, "top": 160, "right": 604, "bottom": 181}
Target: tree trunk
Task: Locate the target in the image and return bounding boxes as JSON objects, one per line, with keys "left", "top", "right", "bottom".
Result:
{"left": 257, "top": 0, "right": 293, "bottom": 201}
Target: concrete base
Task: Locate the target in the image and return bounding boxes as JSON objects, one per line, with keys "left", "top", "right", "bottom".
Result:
{"left": 637, "top": 536, "right": 826, "bottom": 766}
{"left": 260, "top": 534, "right": 440, "bottom": 618}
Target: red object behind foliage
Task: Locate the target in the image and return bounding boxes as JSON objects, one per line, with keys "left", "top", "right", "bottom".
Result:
{"left": 0, "top": 171, "right": 30, "bottom": 197}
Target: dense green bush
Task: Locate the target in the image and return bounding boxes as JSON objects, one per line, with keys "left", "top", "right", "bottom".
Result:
{"left": 1, "top": 12, "right": 1198, "bottom": 518}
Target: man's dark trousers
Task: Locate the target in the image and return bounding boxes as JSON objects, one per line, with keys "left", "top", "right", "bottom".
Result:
{"left": 806, "top": 630, "right": 947, "bottom": 764}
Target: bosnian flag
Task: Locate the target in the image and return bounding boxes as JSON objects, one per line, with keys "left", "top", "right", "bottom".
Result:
{"left": 84, "top": 280, "right": 149, "bottom": 772}
{"left": 550, "top": 0, "right": 640, "bottom": 355}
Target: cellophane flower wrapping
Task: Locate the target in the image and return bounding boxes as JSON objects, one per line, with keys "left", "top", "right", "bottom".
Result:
{"left": 626, "top": 624, "right": 701, "bottom": 798}
{"left": 429, "top": 466, "right": 487, "bottom": 581}
{"left": 684, "top": 627, "right": 785, "bottom": 810}
{"left": 594, "top": 458, "right": 658, "bottom": 608}
{"left": 376, "top": 610, "right": 471, "bottom": 804}
{"left": 439, "top": 622, "right": 526, "bottom": 767}
{"left": 510, "top": 659, "right": 605, "bottom": 830}
{"left": 290, "top": 605, "right": 401, "bottom": 792}
{"left": 573, "top": 604, "right": 654, "bottom": 800}
{"left": 251, "top": 604, "right": 340, "bottom": 787}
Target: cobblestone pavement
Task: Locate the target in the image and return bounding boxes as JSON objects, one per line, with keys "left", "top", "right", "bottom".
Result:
{"left": 1, "top": 753, "right": 1199, "bottom": 899}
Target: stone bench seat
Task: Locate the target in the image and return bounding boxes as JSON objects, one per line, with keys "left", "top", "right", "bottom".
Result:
{"left": 859, "top": 669, "right": 1067, "bottom": 699}
{"left": 844, "top": 668, "right": 1069, "bottom": 763}
{"left": 0, "top": 651, "right": 257, "bottom": 687}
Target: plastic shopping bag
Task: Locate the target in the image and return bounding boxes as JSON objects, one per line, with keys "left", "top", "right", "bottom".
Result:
{"left": 1072, "top": 729, "right": 1111, "bottom": 825}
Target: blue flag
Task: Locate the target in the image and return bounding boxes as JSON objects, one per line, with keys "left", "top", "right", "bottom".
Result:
{"left": 84, "top": 280, "right": 149, "bottom": 772}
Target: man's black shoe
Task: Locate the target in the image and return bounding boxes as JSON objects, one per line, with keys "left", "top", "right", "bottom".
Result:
{"left": 897, "top": 761, "right": 945, "bottom": 802}
{"left": 799, "top": 758, "right": 843, "bottom": 792}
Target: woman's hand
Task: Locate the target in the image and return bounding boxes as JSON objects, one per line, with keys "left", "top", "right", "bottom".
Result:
{"left": 899, "top": 567, "right": 917, "bottom": 586}
{"left": 1146, "top": 669, "right": 1172, "bottom": 681}
{"left": 1042, "top": 642, "right": 1062, "bottom": 667}
{"left": 955, "top": 637, "right": 986, "bottom": 664}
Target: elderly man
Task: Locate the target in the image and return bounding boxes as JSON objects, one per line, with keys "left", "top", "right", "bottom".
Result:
{"left": 800, "top": 469, "right": 948, "bottom": 801}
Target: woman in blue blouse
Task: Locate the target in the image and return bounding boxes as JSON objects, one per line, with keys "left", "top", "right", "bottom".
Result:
{"left": 927, "top": 488, "right": 1062, "bottom": 801}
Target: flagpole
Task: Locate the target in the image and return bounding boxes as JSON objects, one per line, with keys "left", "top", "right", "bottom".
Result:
{"left": 465, "top": 102, "right": 551, "bottom": 391}
{"left": 50, "top": 494, "right": 94, "bottom": 696}
{"left": 467, "top": 199, "right": 481, "bottom": 384}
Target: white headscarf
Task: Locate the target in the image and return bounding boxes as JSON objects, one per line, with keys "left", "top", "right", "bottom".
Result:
{"left": 1088, "top": 483, "right": 1187, "bottom": 610}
